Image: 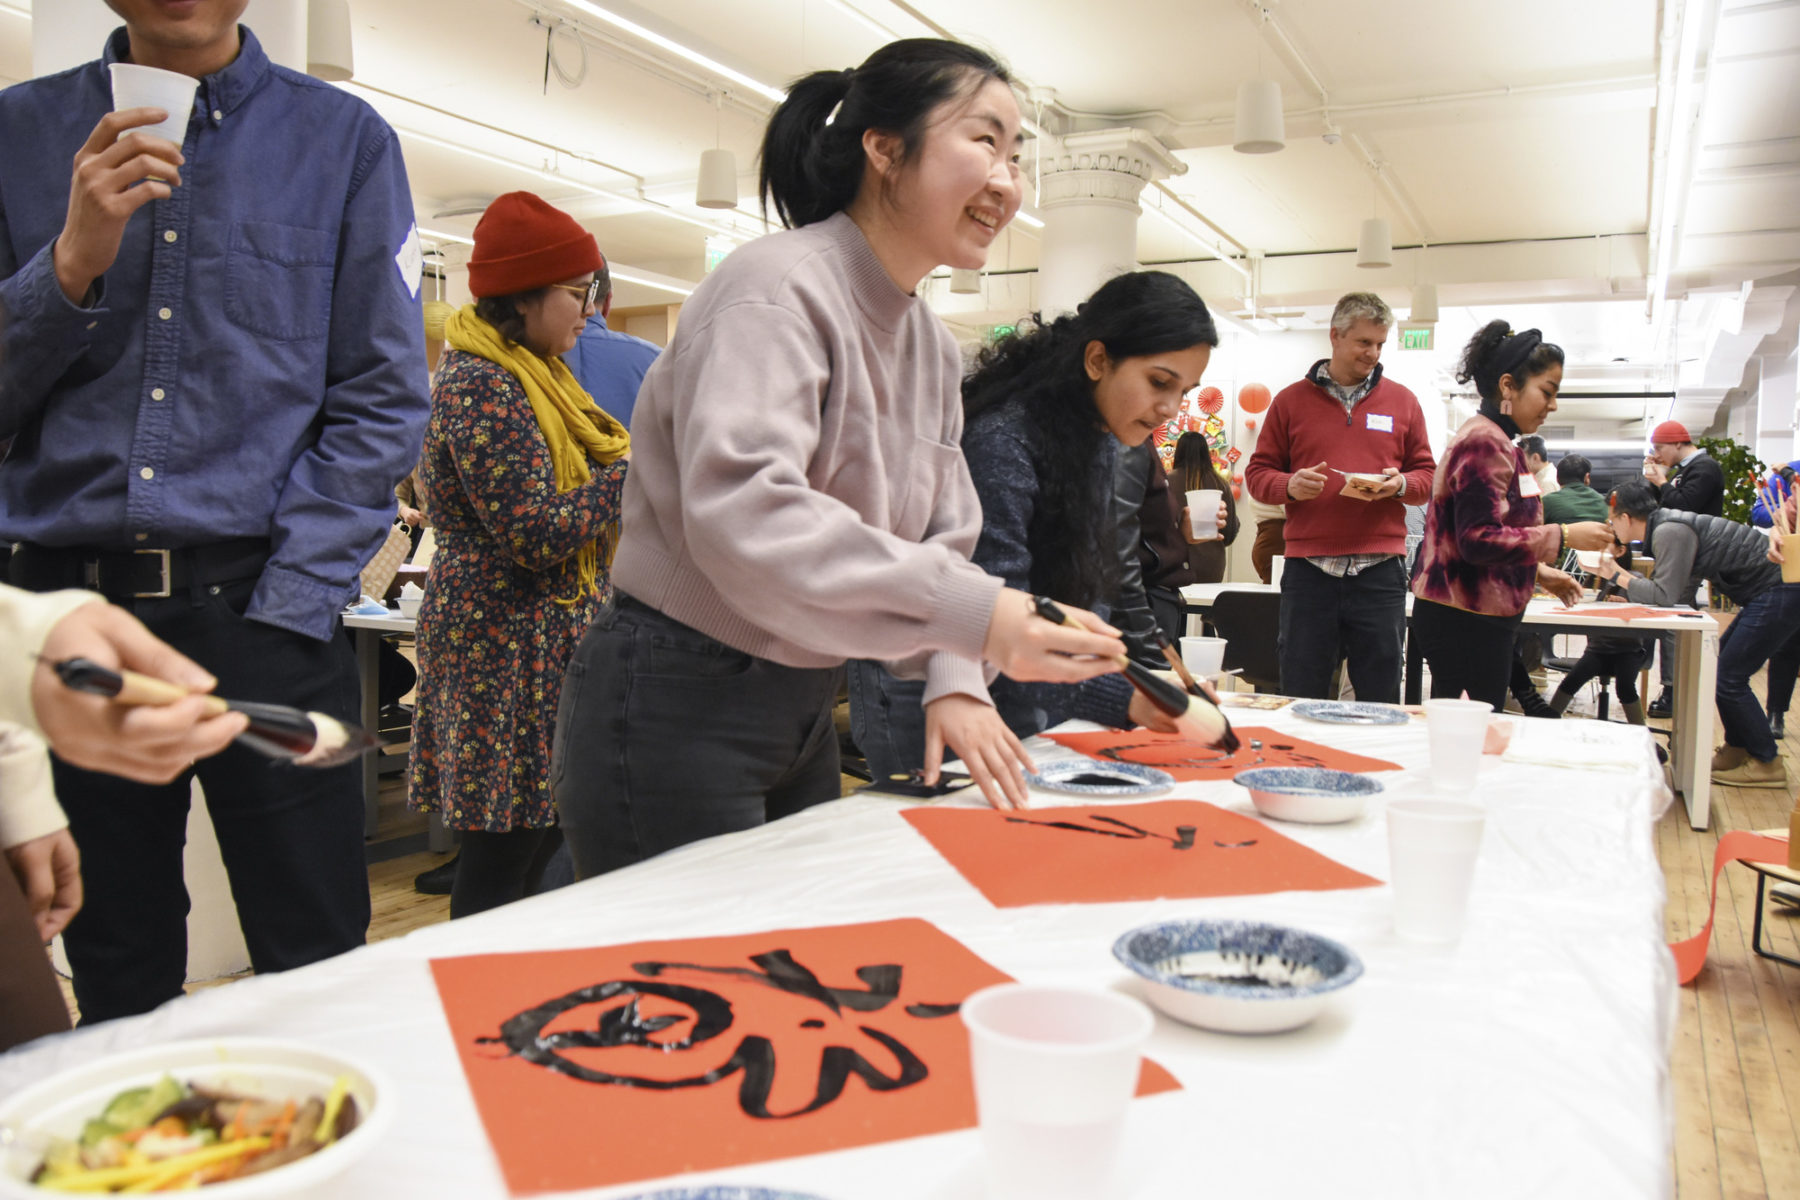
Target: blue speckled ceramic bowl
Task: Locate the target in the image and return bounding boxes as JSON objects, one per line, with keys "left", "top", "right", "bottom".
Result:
{"left": 1113, "top": 918, "right": 1364, "bottom": 1034}
{"left": 621, "top": 1189, "right": 831, "bottom": 1200}
{"left": 1234, "top": 765, "right": 1383, "bottom": 824}
{"left": 1024, "top": 757, "right": 1174, "bottom": 796}
{"left": 1291, "top": 699, "right": 1409, "bottom": 726}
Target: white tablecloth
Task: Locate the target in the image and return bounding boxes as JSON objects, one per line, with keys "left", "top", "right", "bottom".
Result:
{"left": 0, "top": 709, "right": 1678, "bottom": 1199}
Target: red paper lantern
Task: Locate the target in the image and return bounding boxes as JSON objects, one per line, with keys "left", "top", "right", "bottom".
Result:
{"left": 1238, "top": 382, "right": 1272, "bottom": 414}
{"left": 1231, "top": 483, "right": 1242, "bottom": 498}
{"left": 1196, "top": 386, "right": 1225, "bottom": 415}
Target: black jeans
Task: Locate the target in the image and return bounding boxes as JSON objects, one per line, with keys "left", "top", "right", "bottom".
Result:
{"left": 1554, "top": 643, "right": 1649, "bottom": 704}
{"left": 552, "top": 595, "right": 843, "bottom": 880}
{"left": 449, "top": 827, "right": 563, "bottom": 920}
{"left": 1277, "top": 556, "right": 1407, "bottom": 702}
{"left": 1715, "top": 584, "right": 1800, "bottom": 762}
{"left": 13, "top": 574, "right": 367, "bottom": 1024}
{"left": 1412, "top": 597, "right": 1524, "bottom": 713}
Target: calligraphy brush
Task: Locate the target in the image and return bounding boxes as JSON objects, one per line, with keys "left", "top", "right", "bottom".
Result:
{"left": 45, "top": 657, "right": 378, "bottom": 768}
{"left": 1032, "top": 596, "right": 1238, "bottom": 752}
{"left": 1150, "top": 628, "right": 1205, "bottom": 696}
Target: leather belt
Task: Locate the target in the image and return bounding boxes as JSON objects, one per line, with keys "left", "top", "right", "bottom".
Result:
{"left": 8, "top": 538, "right": 272, "bottom": 602}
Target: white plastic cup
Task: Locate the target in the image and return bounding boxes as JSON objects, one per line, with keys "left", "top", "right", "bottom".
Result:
{"left": 1179, "top": 635, "right": 1226, "bottom": 680}
{"left": 962, "top": 983, "right": 1153, "bottom": 1200}
{"left": 1186, "top": 488, "right": 1223, "bottom": 541}
{"left": 1386, "top": 800, "right": 1486, "bottom": 942}
{"left": 108, "top": 62, "right": 199, "bottom": 146}
{"left": 1269, "top": 555, "right": 1287, "bottom": 588}
{"left": 1423, "top": 697, "right": 1493, "bottom": 791}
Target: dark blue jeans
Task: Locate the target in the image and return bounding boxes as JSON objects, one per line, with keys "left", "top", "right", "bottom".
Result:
{"left": 1277, "top": 556, "right": 1407, "bottom": 702}
{"left": 551, "top": 596, "right": 843, "bottom": 880}
{"left": 1716, "top": 583, "right": 1800, "bottom": 763}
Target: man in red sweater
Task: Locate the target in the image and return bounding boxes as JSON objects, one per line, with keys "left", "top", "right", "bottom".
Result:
{"left": 1244, "top": 293, "right": 1436, "bottom": 701}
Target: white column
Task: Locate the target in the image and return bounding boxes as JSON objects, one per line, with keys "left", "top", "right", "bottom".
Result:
{"left": 33, "top": 0, "right": 306, "bottom": 78}
{"left": 1033, "top": 128, "right": 1186, "bottom": 317}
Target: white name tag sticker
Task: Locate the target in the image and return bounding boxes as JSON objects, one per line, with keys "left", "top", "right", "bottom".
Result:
{"left": 1365, "top": 413, "right": 1394, "bottom": 432}
{"left": 395, "top": 222, "right": 423, "bottom": 300}
{"left": 1519, "top": 471, "right": 1542, "bottom": 497}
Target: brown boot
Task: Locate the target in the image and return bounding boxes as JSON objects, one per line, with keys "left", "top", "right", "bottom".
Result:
{"left": 1712, "top": 756, "right": 1789, "bottom": 789}
{"left": 1712, "top": 744, "right": 1749, "bottom": 773}
{"left": 1621, "top": 699, "right": 1646, "bottom": 726}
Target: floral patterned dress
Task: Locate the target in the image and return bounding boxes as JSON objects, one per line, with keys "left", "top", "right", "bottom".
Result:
{"left": 407, "top": 349, "right": 627, "bottom": 832}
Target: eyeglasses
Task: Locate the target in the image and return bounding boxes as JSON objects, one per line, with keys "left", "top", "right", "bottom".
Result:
{"left": 550, "top": 279, "right": 604, "bottom": 308}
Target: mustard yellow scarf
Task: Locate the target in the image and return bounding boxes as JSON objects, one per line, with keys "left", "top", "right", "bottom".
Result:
{"left": 444, "top": 305, "right": 630, "bottom": 604}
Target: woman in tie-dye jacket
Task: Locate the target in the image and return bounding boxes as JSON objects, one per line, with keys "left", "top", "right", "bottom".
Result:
{"left": 1409, "top": 322, "right": 1614, "bottom": 710}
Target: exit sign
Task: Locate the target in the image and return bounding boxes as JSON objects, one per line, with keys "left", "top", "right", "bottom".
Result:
{"left": 989, "top": 324, "right": 1016, "bottom": 341}
{"left": 1399, "top": 326, "right": 1433, "bottom": 350}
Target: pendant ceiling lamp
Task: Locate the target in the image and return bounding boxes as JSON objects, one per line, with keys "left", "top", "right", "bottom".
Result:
{"left": 695, "top": 92, "right": 738, "bottom": 210}
{"left": 1233, "top": 79, "right": 1285, "bottom": 154}
{"left": 695, "top": 148, "right": 738, "bottom": 209}
{"left": 1356, "top": 217, "right": 1392, "bottom": 269}
{"left": 949, "top": 268, "right": 982, "bottom": 294}
{"left": 306, "top": 0, "right": 354, "bottom": 83}
{"left": 1410, "top": 281, "right": 1439, "bottom": 324}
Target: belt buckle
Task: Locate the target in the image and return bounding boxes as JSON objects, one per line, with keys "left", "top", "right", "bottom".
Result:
{"left": 133, "top": 548, "right": 172, "bottom": 599}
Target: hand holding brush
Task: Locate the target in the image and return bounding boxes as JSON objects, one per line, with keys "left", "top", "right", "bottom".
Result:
{"left": 46, "top": 657, "right": 378, "bottom": 769}
{"left": 1033, "top": 596, "right": 1238, "bottom": 751}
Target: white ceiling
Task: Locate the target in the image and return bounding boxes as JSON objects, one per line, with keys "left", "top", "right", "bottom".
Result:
{"left": 0, "top": 0, "right": 1795, "bottom": 349}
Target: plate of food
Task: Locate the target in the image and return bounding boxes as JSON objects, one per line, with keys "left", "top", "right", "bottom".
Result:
{"left": 1023, "top": 757, "right": 1174, "bottom": 796}
{"left": 0, "top": 1038, "right": 390, "bottom": 1197}
{"left": 1290, "top": 700, "right": 1409, "bottom": 726}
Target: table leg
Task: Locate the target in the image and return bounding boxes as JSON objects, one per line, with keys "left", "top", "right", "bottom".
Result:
{"left": 1671, "top": 624, "right": 1718, "bottom": 830}
{"left": 1404, "top": 623, "right": 1424, "bottom": 705}
{"left": 356, "top": 627, "right": 380, "bottom": 838}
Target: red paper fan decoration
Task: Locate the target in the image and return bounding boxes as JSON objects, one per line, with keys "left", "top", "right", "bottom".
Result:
{"left": 1238, "top": 382, "right": 1272, "bottom": 414}
{"left": 1196, "top": 386, "right": 1224, "bottom": 415}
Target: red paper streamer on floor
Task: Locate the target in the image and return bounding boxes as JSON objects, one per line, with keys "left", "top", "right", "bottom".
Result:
{"left": 1670, "top": 831, "right": 1792, "bottom": 985}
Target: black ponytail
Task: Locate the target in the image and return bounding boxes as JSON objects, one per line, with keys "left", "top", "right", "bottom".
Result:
{"left": 759, "top": 39, "right": 1010, "bottom": 229}
{"left": 1456, "top": 318, "right": 1564, "bottom": 405}
{"left": 962, "top": 271, "right": 1218, "bottom": 607}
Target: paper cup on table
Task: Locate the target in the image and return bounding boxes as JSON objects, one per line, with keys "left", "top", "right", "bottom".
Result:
{"left": 107, "top": 63, "right": 198, "bottom": 145}
{"left": 1423, "top": 697, "right": 1493, "bottom": 791}
{"left": 962, "top": 983, "right": 1152, "bottom": 1200}
{"left": 1386, "top": 800, "right": 1485, "bottom": 942}
{"left": 1270, "top": 555, "right": 1287, "bottom": 588}
{"left": 1783, "top": 534, "right": 1800, "bottom": 584}
{"left": 1185, "top": 488, "right": 1223, "bottom": 541}
{"left": 1179, "top": 635, "right": 1226, "bottom": 680}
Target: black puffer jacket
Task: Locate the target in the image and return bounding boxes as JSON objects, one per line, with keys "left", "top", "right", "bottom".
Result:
{"left": 1631, "top": 509, "right": 1782, "bottom": 607}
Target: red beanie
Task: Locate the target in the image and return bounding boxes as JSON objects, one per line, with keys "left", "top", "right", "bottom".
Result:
{"left": 1651, "top": 420, "right": 1692, "bottom": 445}
{"left": 467, "top": 192, "right": 603, "bottom": 298}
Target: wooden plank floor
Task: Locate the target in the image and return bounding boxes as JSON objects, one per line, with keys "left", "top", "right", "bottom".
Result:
{"left": 47, "top": 679, "right": 1800, "bottom": 1197}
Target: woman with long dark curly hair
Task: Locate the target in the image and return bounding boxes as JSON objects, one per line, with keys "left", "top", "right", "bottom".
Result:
{"left": 849, "top": 270, "right": 1220, "bottom": 781}
{"left": 1171, "top": 430, "right": 1241, "bottom": 582}
{"left": 1409, "top": 320, "right": 1613, "bottom": 709}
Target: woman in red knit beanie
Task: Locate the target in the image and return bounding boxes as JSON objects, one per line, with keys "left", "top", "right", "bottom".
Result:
{"left": 408, "top": 192, "right": 631, "bottom": 918}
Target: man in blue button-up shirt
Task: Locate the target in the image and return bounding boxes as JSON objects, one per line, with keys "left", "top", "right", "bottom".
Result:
{"left": 0, "top": 1, "right": 429, "bottom": 1022}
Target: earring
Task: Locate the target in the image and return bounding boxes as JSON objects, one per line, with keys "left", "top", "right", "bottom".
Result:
{"left": 1500, "top": 391, "right": 1514, "bottom": 416}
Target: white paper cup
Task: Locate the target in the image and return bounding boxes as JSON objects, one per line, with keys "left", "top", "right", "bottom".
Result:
{"left": 1179, "top": 635, "right": 1226, "bottom": 680}
{"left": 1423, "top": 697, "right": 1493, "bottom": 791}
{"left": 108, "top": 62, "right": 198, "bottom": 146}
{"left": 1386, "top": 800, "right": 1486, "bottom": 942}
{"left": 962, "top": 983, "right": 1152, "bottom": 1200}
{"left": 1270, "top": 555, "right": 1287, "bottom": 588}
{"left": 1185, "top": 488, "right": 1223, "bottom": 541}
{"left": 1782, "top": 534, "right": 1800, "bottom": 584}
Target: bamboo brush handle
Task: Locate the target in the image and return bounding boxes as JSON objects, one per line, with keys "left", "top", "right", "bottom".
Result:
{"left": 111, "top": 669, "right": 232, "bottom": 716}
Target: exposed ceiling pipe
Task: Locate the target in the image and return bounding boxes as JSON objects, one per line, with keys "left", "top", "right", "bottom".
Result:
{"left": 1345, "top": 132, "right": 1437, "bottom": 245}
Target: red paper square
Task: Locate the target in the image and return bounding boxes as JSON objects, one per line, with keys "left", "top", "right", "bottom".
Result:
{"left": 903, "top": 800, "right": 1381, "bottom": 907}
{"left": 430, "top": 918, "right": 1178, "bottom": 1194}
{"left": 1044, "top": 726, "right": 1400, "bottom": 781}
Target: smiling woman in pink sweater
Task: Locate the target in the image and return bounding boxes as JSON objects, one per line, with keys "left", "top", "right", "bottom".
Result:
{"left": 549, "top": 40, "right": 1127, "bottom": 879}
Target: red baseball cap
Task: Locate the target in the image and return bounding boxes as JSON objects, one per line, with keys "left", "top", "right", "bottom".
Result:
{"left": 1651, "top": 420, "right": 1692, "bottom": 445}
